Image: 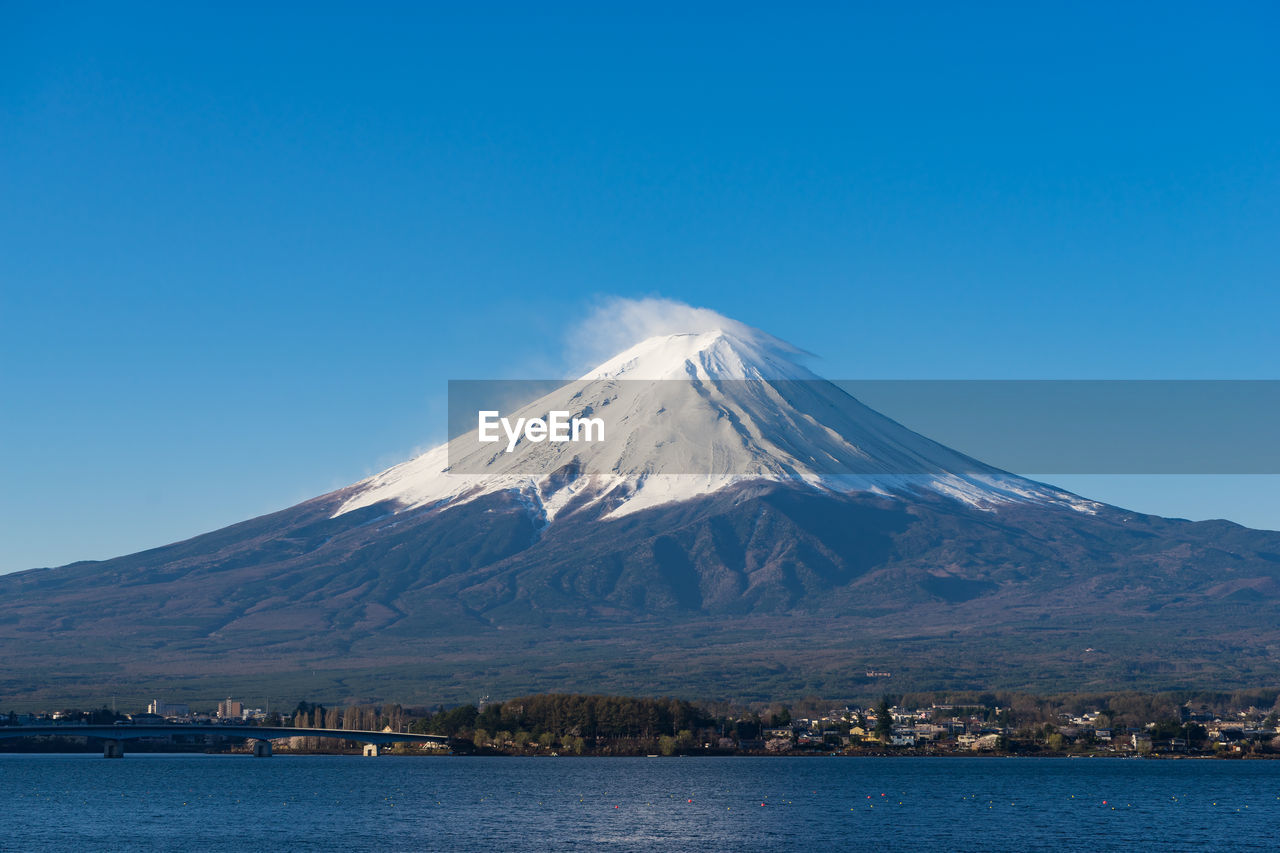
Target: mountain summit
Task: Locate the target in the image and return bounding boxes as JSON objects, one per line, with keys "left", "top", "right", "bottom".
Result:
{"left": 337, "top": 329, "right": 1097, "bottom": 523}
{"left": 2, "top": 318, "right": 1279, "bottom": 706}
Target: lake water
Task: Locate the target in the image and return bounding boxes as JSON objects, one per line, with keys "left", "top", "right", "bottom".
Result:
{"left": 1, "top": 754, "right": 1277, "bottom": 851}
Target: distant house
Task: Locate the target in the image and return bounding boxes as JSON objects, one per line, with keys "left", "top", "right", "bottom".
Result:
{"left": 1095, "top": 729, "right": 1113, "bottom": 741}
{"left": 1180, "top": 704, "right": 1214, "bottom": 723}
{"left": 128, "top": 713, "right": 166, "bottom": 725}
{"left": 913, "top": 724, "right": 946, "bottom": 740}
{"left": 1131, "top": 733, "right": 1152, "bottom": 753}
{"left": 890, "top": 733, "right": 917, "bottom": 747}
{"left": 147, "top": 700, "right": 190, "bottom": 717}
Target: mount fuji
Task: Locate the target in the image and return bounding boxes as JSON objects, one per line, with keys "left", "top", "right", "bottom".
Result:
{"left": 3, "top": 320, "right": 1279, "bottom": 706}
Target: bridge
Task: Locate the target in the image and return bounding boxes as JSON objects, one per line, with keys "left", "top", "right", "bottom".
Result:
{"left": 0, "top": 724, "right": 450, "bottom": 757}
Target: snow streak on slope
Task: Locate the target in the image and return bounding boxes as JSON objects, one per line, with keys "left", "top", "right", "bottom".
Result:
{"left": 334, "top": 328, "right": 1101, "bottom": 522}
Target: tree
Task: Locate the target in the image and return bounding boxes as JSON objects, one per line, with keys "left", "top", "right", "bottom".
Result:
{"left": 477, "top": 703, "right": 503, "bottom": 734}
{"left": 874, "top": 697, "right": 893, "bottom": 741}
{"left": 734, "top": 716, "right": 761, "bottom": 741}
{"left": 1183, "top": 723, "right": 1208, "bottom": 748}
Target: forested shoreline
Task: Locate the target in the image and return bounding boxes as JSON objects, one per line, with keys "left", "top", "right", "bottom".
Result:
{"left": 8, "top": 689, "right": 1280, "bottom": 757}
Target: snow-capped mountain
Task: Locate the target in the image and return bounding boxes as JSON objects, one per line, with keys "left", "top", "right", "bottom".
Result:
{"left": 336, "top": 328, "right": 1099, "bottom": 523}
{"left": 2, "top": 315, "right": 1279, "bottom": 707}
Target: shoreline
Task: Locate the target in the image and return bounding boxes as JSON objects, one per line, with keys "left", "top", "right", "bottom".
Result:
{"left": 5, "top": 744, "right": 1271, "bottom": 760}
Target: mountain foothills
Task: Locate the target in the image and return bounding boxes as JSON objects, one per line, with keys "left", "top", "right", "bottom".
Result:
{"left": 3, "top": 326, "right": 1279, "bottom": 707}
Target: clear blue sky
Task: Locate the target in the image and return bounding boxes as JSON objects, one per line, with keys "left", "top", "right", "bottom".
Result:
{"left": 2, "top": 2, "right": 1277, "bottom": 572}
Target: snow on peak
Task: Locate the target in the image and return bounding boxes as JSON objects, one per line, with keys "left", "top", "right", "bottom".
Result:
{"left": 580, "top": 329, "right": 815, "bottom": 382}
{"left": 332, "top": 317, "right": 1099, "bottom": 523}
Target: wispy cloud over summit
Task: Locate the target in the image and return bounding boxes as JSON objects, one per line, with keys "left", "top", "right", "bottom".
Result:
{"left": 564, "top": 295, "right": 808, "bottom": 374}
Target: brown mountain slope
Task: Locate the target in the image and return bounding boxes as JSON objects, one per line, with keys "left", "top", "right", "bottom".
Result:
{"left": 2, "top": 482, "right": 1278, "bottom": 708}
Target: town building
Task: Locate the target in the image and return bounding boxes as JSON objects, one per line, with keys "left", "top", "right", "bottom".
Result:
{"left": 217, "top": 698, "right": 244, "bottom": 719}
{"left": 147, "top": 700, "right": 190, "bottom": 717}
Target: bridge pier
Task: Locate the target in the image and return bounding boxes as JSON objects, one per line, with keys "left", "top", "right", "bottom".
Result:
{"left": 103, "top": 739, "right": 124, "bottom": 759}
{"left": 252, "top": 740, "right": 273, "bottom": 758}
{"left": 362, "top": 743, "right": 380, "bottom": 757}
